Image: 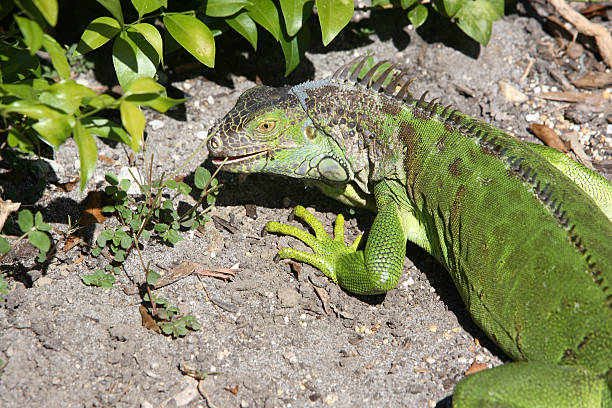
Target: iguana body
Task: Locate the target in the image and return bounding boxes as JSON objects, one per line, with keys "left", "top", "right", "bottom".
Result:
{"left": 208, "top": 56, "right": 612, "bottom": 407}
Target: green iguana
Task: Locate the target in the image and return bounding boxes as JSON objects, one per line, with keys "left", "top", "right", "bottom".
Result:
{"left": 207, "top": 55, "right": 612, "bottom": 407}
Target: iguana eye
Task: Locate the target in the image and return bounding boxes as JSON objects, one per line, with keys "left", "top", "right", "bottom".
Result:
{"left": 257, "top": 120, "right": 276, "bottom": 132}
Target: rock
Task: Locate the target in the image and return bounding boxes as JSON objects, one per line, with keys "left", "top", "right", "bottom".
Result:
{"left": 498, "top": 80, "right": 527, "bottom": 103}
{"left": 277, "top": 287, "right": 301, "bottom": 307}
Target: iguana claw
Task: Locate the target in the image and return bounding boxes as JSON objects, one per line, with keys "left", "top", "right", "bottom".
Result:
{"left": 265, "top": 206, "right": 362, "bottom": 283}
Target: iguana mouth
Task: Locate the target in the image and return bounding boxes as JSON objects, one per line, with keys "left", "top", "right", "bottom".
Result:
{"left": 212, "top": 151, "right": 267, "bottom": 166}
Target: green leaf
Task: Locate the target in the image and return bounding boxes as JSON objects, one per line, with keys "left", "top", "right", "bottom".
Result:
{"left": 18, "top": 209, "right": 34, "bottom": 232}
{"left": 7, "top": 127, "right": 35, "bottom": 153}
{"left": 37, "top": 223, "right": 52, "bottom": 232}
{"left": 146, "top": 269, "right": 160, "bottom": 285}
{"left": 177, "top": 182, "right": 191, "bottom": 195}
{"left": 28, "top": 230, "right": 50, "bottom": 252}
{"left": 112, "top": 29, "right": 160, "bottom": 90}
{"left": 163, "top": 14, "right": 215, "bottom": 68}
{"left": 0, "top": 237, "right": 10, "bottom": 254}
{"left": 131, "top": 23, "right": 163, "bottom": 64}
{"left": 194, "top": 167, "right": 211, "bottom": 189}
{"left": 0, "top": 78, "right": 49, "bottom": 100}
{"left": 401, "top": 0, "right": 419, "bottom": 9}
{"left": 279, "top": 0, "right": 312, "bottom": 37}
{"left": 154, "top": 223, "right": 169, "bottom": 232}
{"left": 83, "top": 117, "right": 131, "bottom": 146}
{"left": 0, "top": 41, "right": 41, "bottom": 81}
{"left": 119, "top": 179, "right": 131, "bottom": 192}
{"left": 407, "top": 4, "right": 428, "bottom": 28}
{"left": 42, "top": 34, "right": 70, "bottom": 80}
{"left": 31, "top": 0, "right": 58, "bottom": 26}
{"left": 131, "top": 0, "right": 164, "bottom": 17}
{"left": 105, "top": 172, "right": 119, "bottom": 186}
{"left": 38, "top": 80, "right": 97, "bottom": 115}
{"left": 166, "top": 229, "right": 181, "bottom": 243}
{"left": 316, "top": 0, "right": 353, "bottom": 46}
{"left": 454, "top": 0, "right": 502, "bottom": 45}
{"left": 3, "top": 100, "right": 72, "bottom": 148}
{"left": 161, "top": 199, "right": 174, "bottom": 210}
{"left": 124, "top": 76, "right": 164, "bottom": 95}
{"left": 15, "top": 15, "right": 43, "bottom": 55}
{"left": 141, "top": 229, "right": 151, "bottom": 241}
{"left": 434, "top": 0, "right": 463, "bottom": 17}
{"left": 120, "top": 234, "right": 131, "bottom": 249}
{"left": 205, "top": 0, "right": 250, "bottom": 17}
{"left": 225, "top": 11, "right": 257, "bottom": 51}
{"left": 371, "top": 0, "right": 393, "bottom": 6}
{"left": 82, "top": 269, "right": 116, "bottom": 289}
{"left": 280, "top": 23, "right": 310, "bottom": 76}
{"left": 96, "top": 0, "right": 124, "bottom": 27}
{"left": 113, "top": 249, "right": 125, "bottom": 262}
{"left": 75, "top": 16, "right": 121, "bottom": 56}
{"left": 73, "top": 121, "right": 98, "bottom": 191}
{"left": 34, "top": 211, "right": 43, "bottom": 226}
{"left": 119, "top": 101, "right": 144, "bottom": 151}
{"left": 246, "top": 0, "right": 280, "bottom": 41}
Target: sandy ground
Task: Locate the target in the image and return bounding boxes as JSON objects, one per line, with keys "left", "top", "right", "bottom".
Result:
{"left": 1, "top": 3, "right": 611, "bottom": 407}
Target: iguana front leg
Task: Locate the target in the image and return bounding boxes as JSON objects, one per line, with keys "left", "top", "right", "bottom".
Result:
{"left": 265, "top": 182, "right": 410, "bottom": 295}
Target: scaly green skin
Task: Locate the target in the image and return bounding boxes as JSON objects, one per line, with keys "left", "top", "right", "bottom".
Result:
{"left": 208, "top": 56, "right": 612, "bottom": 407}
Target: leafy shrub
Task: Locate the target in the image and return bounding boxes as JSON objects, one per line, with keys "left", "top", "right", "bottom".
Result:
{"left": 1, "top": 0, "right": 504, "bottom": 190}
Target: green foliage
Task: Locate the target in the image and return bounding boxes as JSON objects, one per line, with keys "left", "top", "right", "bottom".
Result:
{"left": 82, "top": 269, "right": 117, "bottom": 289}
{"left": 144, "top": 291, "right": 201, "bottom": 338}
{"left": 0, "top": 209, "right": 52, "bottom": 263}
{"left": 92, "top": 165, "right": 218, "bottom": 274}
{"left": 1, "top": 0, "right": 505, "bottom": 195}
{"left": 373, "top": 0, "right": 504, "bottom": 45}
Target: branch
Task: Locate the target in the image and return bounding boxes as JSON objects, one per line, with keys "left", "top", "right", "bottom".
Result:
{"left": 548, "top": 0, "right": 612, "bottom": 68}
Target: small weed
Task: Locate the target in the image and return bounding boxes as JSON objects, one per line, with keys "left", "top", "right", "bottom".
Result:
{"left": 86, "top": 162, "right": 221, "bottom": 290}
{"left": 0, "top": 209, "right": 52, "bottom": 263}
{"left": 81, "top": 269, "right": 117, "bottom": 289}
{"left": 143, "top": 270, "right": 201, "bottom": 338}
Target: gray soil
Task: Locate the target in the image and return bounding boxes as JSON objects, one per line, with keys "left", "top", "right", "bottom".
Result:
{"left": 1, "top": 2, "right": 611, "bottom": 408}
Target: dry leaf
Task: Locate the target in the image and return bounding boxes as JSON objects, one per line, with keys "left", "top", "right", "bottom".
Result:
{"left": 62, "top": 235, "right": 81, "bottom": 252}
{"left": 56, "top": 178, "right": 79, "bottom": 192}
{"left": 79, "top": 191, "right": 106, "bottom": 225}
{"left": 154, "top": 262, "right": 237, "bottom": 290}
{"left": 572, "top": 72, "right": 612, "bottom": 89}
{"left": 98, "top": 154, "right": 114, "bottom": 164}
{"left": 313, "top": 285, "right": 330, "bottom": 314}
{"left": 529, "top": 123, "right": 569, "bottom": 153}
{"left": 139, "top": 305, "right": 161, "bottom": 333}
{"left": 538, "top": 91, "right": 589, "bottom": 103}
{"left": 224, "top": 385, "right": 239, "bottom": 395}
{"left": 465, "top": 361, "right": 488, "bottom": 376}
{"left": 580, "top": 4, "right": 611, "bottom": 19}
{"left": 0, "top": 199, "right": 20, "bottom": 231}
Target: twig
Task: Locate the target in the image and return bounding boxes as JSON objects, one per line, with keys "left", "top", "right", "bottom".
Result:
{"left": 197, "top": 380, "right": 220, "bottom": 408}
{"left": 548, "top": 0, "right": 612, "bottom": 68}
{"left": 519, "top": 58, "right": 535, "bottom": 83}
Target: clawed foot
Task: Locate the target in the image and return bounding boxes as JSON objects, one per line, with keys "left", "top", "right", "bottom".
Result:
{"left": 265, "top": 206, "right": 362, "bottom": 283}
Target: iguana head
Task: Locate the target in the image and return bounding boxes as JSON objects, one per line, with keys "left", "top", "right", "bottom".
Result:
{"left": 207, "top": 85, "right": 353, "bottom": 183}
